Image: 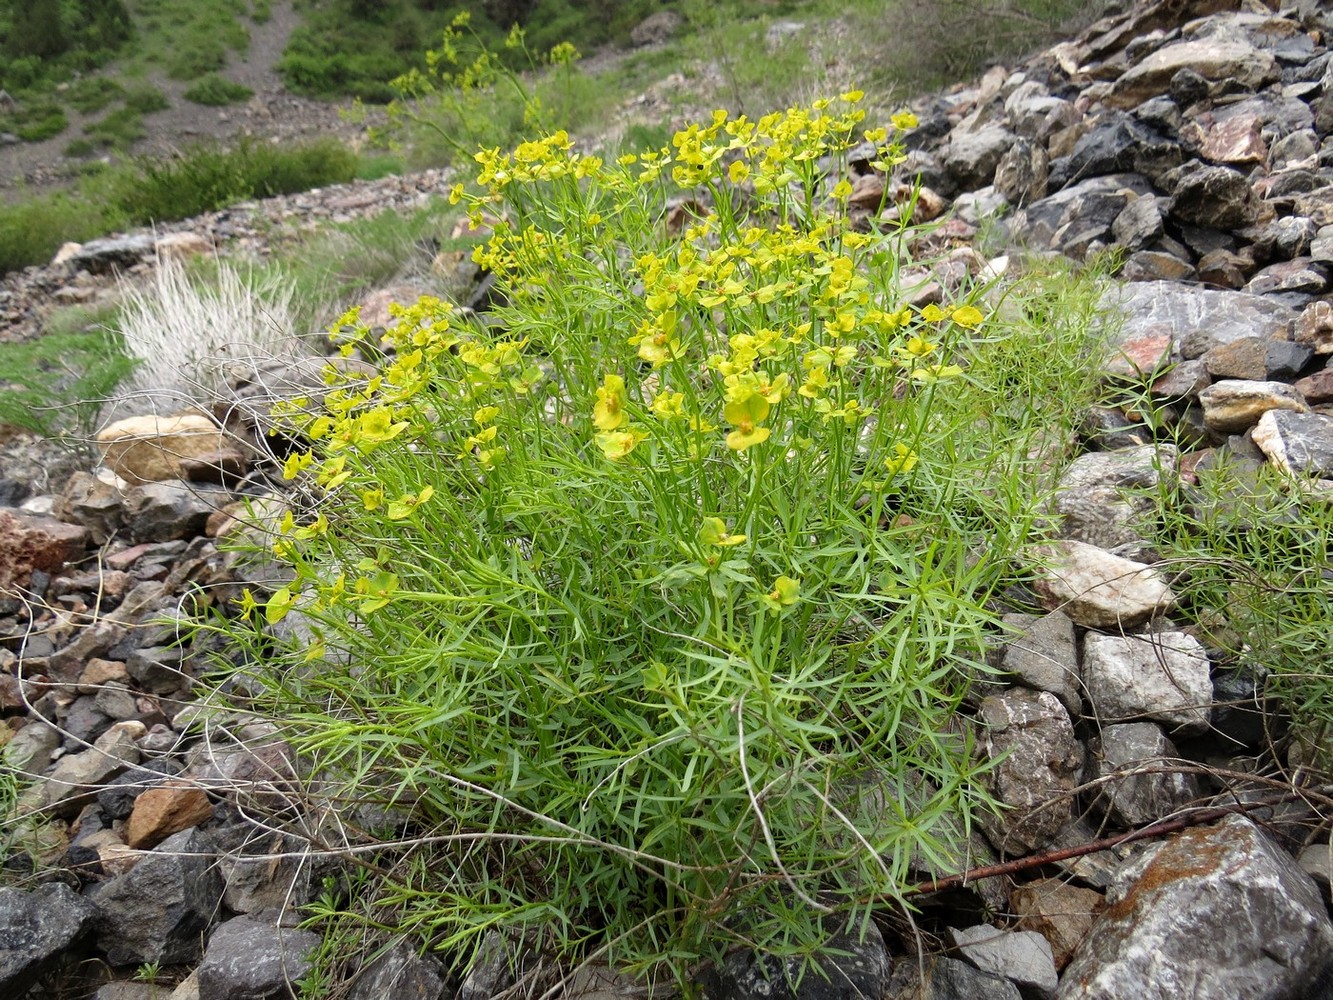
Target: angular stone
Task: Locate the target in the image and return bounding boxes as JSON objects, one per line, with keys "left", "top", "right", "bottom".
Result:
{"left": 1111, "top": 195, "right": 1163, "bottom": 252}
{"left": 1091, "top": 723, "right": 1202, "bottom": 827}
{"left": 1246, "top": 257, "right": 1330, "bottom": 296}
{"left": 97, "top": 414, "right": 231, "bottom": 485}
{"left": 346, "top": 941, "right": 451, "bottom": 1000}
{"left": 1120, "top": 251, "right": 1195, "bottom": 283}
{"left": 1265, "top": 340, "right": 1314, "bottom": 379}
{"left": 1082, "top": 632, "right": 1212, "bottom": 735}
{"left": 1198, "top": 378, "right": 1309, "bottom": 432}
{"left": 1295, "top": 300, "right": 1333, "bottom": 355}
{"left": 943, "top": 124, "right": 1016, "bottom": 189}
{"left": 1252, "top": 409, "right": 1333, "bottom": 479}
{"left": 91, "top": 827, "right": 222, "bottom": 966}
{"left": 1052, "top": 444, "right": 1176, "bottom": 553}
{"left": 947, "top": 925, "right": 1057, "bottom": 1000}
{"left": 1097, "top": 281, "right": 1296, "bottom": 362}
{"left": 1012, "top": 879, "right": 1104, "bottom": 970}
{"left": 122, "top": 481, "right": 229, "bottom": 543}
{"left": 1106, "top": 38, "right": 1278, "bottom": 109}
{"left": 978, "top": 688, "right": 1083, "bottom": 854}
{"left": 1058, "top": 815, "right": 1333, "bottom": 1000}
{"left": 1169, "top": 163, "right": 1258, "bottom": 230}
{"left": 1196, "top": 248, "right": 1250, "bottom": 288}
{"left": 1203, "top": 337, "right": 1268, "bottom": 380}
{"left": 1011, "top": 175, "right": 1152, "bottom": 251}
{"left": 127, "top": 780, "right": 214, "bottom": 850}
{"left": 40, "top": 721, "right": 143, "bottom": 818}
{"left": 66, "top": 235, "right": 155, "bottom": 275}
{"left": 1198, "top": 113, "right": 1267, "bottom": 165}
{"left": 709, "top": 923, "right": 890, "bottom": 1000}
{"left": 1294, "top": 368, "right": 1333, "bottom": 405}
{"left": 993, "top": 138, "right": 1048, "bottom": 205}
{"left": 4, "top": 721, "right": 61, "bottom": 778}
{"left": 999, "top": 612, "right": 1081, "bottom": 717}
{"left": 0, "top": 507, "right": 90, "bottom": 594}
{"left": 911, "top": 957, "right": 1020, "bottom": 1000}
{"left": 1030, "top": 540, "right": 1175, "bottom": 629}
{"left": 196, "top": 915, "right": 321, "bottom": 1000}
{"left": 0, "top": 883, "right": 100, "bottom": 995}
{"left": 1294, "top": 187, "right": 1333, "bottom": 226}
{"left": 56, "top": 471, "right": 124, "bottom": 544}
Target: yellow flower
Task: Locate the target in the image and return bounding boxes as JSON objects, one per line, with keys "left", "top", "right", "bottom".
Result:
{"left": 891, "top": 110, "right": 919, "bottom": 131}
{"left": 761, "top": 575, "right": 801, "bottom": 612}
{"left": 234, "top": 588, "right": 259, "bottom": 616}
{"left": 723, "top": 394, "right": 771, "bottom": 451}
{"left": 282, "top": 450, "right": 314, "bottom": 480}
{"left": 904, "top": 335, "right": 938, "bottom": 358}
{"left": 361, "top": 488, "right": 384, "bottom": 512}
{"left": 919, "top": 303, "right": 947, "bottom": 323}
{"left": 596, "top": 427, "right": 647, "bottom": 461}
{"left": 265, "top": 586, "right": 299, "bottom": 625}
{"left": 651, "top": 391, "right": 685, "bottom": 419}
{"left": 952, "top": 304, "right": 985, "bottom": 329}
{"left": 883, "top": 443, "right": 919, "bottom": 476}
{"left": 728, "top": 160, "right": 750, "bottom": 184}
{"left": 474, "top": 405, "right": 501, "bottom": 425}
{"left": 699, "top": 517, "right": 746, "bottom": 547}
{"left": 593, "top": 373, "right": 629, "bottom": 431}
{"left": 386, "top": 485, "right": 435, "bottom": 521}
{"left": 911, "top": 364, "right": 965, "bottom": 383}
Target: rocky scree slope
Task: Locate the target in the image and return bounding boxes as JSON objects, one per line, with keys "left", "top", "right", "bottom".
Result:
{"left": 4, "top": 0, "right": 1333, "bottom": 997}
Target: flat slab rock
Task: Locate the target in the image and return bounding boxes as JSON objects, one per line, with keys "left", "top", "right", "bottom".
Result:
{"left": 1057, "top": 814, "right": 1333, "bottom": 999}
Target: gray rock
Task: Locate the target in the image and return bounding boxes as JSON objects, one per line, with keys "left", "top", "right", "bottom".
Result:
{"left": 630, "top": 10, "right": 682, "bottom": 47}
{"left": 346, "top": 941, "right": 451, "bottom": 1000}
{"left": 1057, "top": 815, "right": 1333, "bottom": 999}
{"left": 1082, "top": 631, "right": 1211, "bottom": 735}
{"left": 1091, "top": 723, "right": 1201, "bottom": 827}
{"left": 1252, "top": 409, "right": 1333, "bottom": 479}
{"left": 0, "top": 883, "right": 100, "bottom": 995}
{"left": 943, "top": 124, "right": 1017, "bottom": 189}
{"left": 999, "top": 612, "right": 1081, "bottom": 717}
{"left": 1098, "top": 281, "right": 1296, "bottom": 363}
{"left": 91, "top": 828, "right": 223, "bottom": 966}
{"left": 1295, "top": 300, "right": 1333, "bottom": 355}
{"left": 122, "top": 480, "right": 229, "bottom": 543}
{"left": 893, "top": 956, "right": 1021, "bottom": 1000}
{"left": 1265, "top": 340, "right": 1315, "bottom": 379}
{"left": 1106, "top": 37, "right": 1278, "bottom": 109}
{"left": 994, "top": 139, "right": 1049, "bottom": 205}
{"left": 1168, "top": 163, "right": 1258, "bottom": 230}
{"left": 1119, "top": 251, "right": 1195, "bottom": 283}
{"left": 1052, "top": 445, "right": 1176, "bottom": 553}
{"left": 1245, "top": 257, "right": 1330, "bottom": 296}
{"left": 1198, "top": 379, "right": 1309, "bottom": 433}
{"left": 66, "top": 235, "right": 156, "bottom": 275}
{"left": 126, "top": 645, "right": 188, "bottom": 694}
{"left": 947, "top": 925, "right": 1057, "bottom": 1000}
{"left": 40, "top": 721, "right": 143, "bottom": 817}
{"left": 1110, "top": 195, "right": 1164, "bottom": 252}
{"left": 703, "top": 922, "right": 891, "bottom": 1000}
{"left": 1010, "top": 175, "right": 1152, "bottom": 251}
{"left": 4, "top": 720, "right": 62, "bottom": 778}
{"left": 94, "top": 983, "right": 175, "bottom": 1000}
{"left": 1029, "top": 541, "right": 1175, "bottom": 630}
{"left": 196, "top": 915, "right": 321, "bottom": 1000}
{"left": 978, "top": 688, "right": 1083, "bottom": 853}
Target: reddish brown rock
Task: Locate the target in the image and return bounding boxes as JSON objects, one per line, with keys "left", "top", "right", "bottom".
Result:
{"left": 0, "top": 508, "right": 90, "bottom": 594}
{"left": 1295, "top": 368, "right": 1333, "bottom": 405}
{"left": 1013, "top": 878, "right": 1105, "bottom": 969}
{"left": 127, "top": 780, "right": 214, "bottom": 850}
{"left": 1198, "top": 114, "right": 1266, "bottom": 165}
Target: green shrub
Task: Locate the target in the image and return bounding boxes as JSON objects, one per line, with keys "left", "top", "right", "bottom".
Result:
{"left": 65, "top": 75, "right": 125, "bottom": 113}
{"left": 64, "top": 137, "right": 97, "bottom": 157}
{"left": 182, "top": 73, "right": 254, "bottom": 106}
{"left": 84, "top": 106, "right": 145, "bottom": 147}
{"left": 122, "top": 85, "right": 170, "bottom": 113}
{"left": 165, "top": 37, "right": 227, "bottom": 80}
{"left": 209, "top": 97, "right": 1108, "bottom": 984}
{"left": 0, "top": 192, "right": 108, "bottom": 273}
{"left": 0, "top": 100, "right": 70, "bottom": 141}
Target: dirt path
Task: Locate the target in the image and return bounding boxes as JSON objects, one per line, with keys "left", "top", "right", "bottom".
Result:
{"left": 0, "top": 1, "right": 371, "bottom": 199}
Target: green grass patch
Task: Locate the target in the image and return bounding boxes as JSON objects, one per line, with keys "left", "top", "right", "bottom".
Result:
{"left": 0, "top": 100, "right": 69, "bottom": 141}
{"left": 0, "top": 138, "right": 359, "bottom": 275}
{"left": 64, "top": 75, "right": 127, "bottom": 114}
{"left": 84, "top": 106, "right": 146, "bottom": 148}
{"left": 183, "top": 73, "right": 255, "bottom": 106}
{"left": 122, "top": 85, "right": 170, "bottom": 114}
{"left": 0, "top": 322, "right": 136, "bottom": 438}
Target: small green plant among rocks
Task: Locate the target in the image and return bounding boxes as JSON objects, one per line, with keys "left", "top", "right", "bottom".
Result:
{"left": 182, "top": 72, "right": 254, "bottom": 107}
{"left": 208, "top": 86, "right": 1108, "bottom": 987}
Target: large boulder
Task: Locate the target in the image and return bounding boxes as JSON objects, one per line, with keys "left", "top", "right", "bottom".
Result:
{"left": 1058, "top": 815, "right": 1333, "bottom": 999}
